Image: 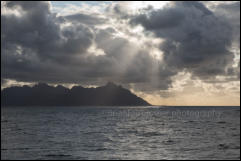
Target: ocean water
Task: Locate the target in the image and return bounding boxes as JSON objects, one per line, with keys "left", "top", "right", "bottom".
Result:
{"left": 1, "top": 106, "right": 240, "bottom": 160}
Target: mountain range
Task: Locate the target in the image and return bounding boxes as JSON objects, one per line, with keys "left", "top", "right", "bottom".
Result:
{"left": 1, "top": 82, "right": 151, "bottom": 106}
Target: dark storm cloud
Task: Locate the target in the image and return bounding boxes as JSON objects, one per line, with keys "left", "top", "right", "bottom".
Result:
{"left": 218, "top": 1, "right": 240, "bottom": 11}
{"left": 1, "top": 2, "right": 167, "bottom": 90}
{"left": 1, "top": 1, "right": 240, "bottom": 94}
{"left": 131, "top": 1, "right": 236, "bottom": 79}
{"left": 2, "top": 1, "right": 94, "bottom": 62}
{"left": 106, "top": 3, "right": 129, "bottom": 19}
{"left": 214, "top": 2, "right": 240, "bottom": 47}
{"left": 1, "top": 1, "right": 94, "bottom": 83}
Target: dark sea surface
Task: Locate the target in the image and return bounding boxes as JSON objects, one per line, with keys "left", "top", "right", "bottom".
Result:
{"left": 1, "top": 106, "right": 240, "bottom": 160}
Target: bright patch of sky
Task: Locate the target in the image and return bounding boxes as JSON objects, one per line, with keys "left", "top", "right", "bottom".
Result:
{"left": 50, "top": 1, "right": 170, "bottom": 14}
{"left": 50, "top": 1, "right": 112, "bottom": 15}
{"left": 51, "top": 1, "right": 111, "bottom": 7}
{"left": 51, "top": 1, "right": 111, "bottom": 12}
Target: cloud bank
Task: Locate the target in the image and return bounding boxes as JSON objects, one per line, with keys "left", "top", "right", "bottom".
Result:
{"left": 1, "top": 1, "right": 240, "bottom": 103}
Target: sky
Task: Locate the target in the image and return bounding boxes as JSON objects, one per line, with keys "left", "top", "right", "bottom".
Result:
{"left": 1, "top": 1, "right": 240, "bottom": 106}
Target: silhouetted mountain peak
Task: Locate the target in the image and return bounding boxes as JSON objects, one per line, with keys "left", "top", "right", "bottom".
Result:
{"left": 34, "top": 83, "right": 51, "bottom": 88}
{"left": 71, "top": 85, "right": 85, "bottom": 91}
{"left": 56, "top": 85, "right": 66, "bottom": 89}
{"left": 1, "top": 82, "right": 151, "bottom": 106}
{"left": 105, "top": 82, "right": 117, "bottom": 87}
{"left": 22, "top": 85, "right": 31, "bottom": 89}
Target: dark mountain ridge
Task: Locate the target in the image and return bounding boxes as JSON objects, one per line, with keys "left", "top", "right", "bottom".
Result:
{"left": 1, "top": 82, "right": 151, "bottom": 106}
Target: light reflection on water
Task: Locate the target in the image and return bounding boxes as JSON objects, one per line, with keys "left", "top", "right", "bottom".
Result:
{"left": 1, "top": 106, "right": 240, "bottom": 160}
